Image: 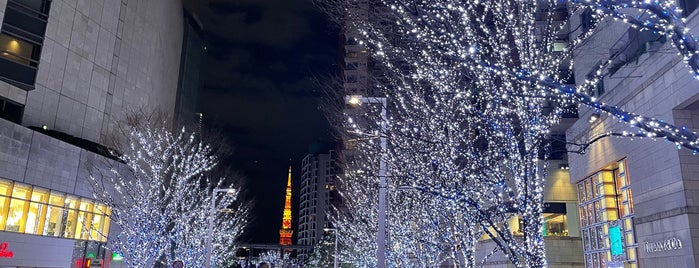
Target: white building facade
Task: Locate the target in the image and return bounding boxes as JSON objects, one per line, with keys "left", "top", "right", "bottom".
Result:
{"left": 298, "top": 148, "right": 338, "bottom": 261}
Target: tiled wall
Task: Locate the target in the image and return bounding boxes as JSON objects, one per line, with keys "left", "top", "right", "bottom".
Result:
{"left": 0, "top": 0, "right": 183, "bottom": 144}
{"left": 0, "top": 117, "right": 112, "bottom": 198}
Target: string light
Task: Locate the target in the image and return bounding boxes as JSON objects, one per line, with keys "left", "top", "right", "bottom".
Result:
{"left": 322, "top": 0, "right": 699, "bottom": 267}
{"left": 89, "top": 124, "right": 248, "bottom": 267}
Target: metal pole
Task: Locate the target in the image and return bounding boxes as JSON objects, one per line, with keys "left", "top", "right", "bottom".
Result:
{"left": 248, "top": 248, "right": 252, "bottom": 268}
{"left": 377, "top": 98, "right": 387, "bottom": 268}
{"left": 334, "top": 230, "right": 339, "bottom": 268}
{"left": 204, "top": 189, "right": 216, "bottom": 268}
{"left": 345, "top": 95, "right": 388, "bottom": 268}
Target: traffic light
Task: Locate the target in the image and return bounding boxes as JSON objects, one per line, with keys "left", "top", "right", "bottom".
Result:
{"left": 84, "top": 258, "right": 91, "bottom": 268}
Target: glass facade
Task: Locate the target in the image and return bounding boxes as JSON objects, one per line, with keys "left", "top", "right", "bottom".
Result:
{"left": 577, "top": 159, "right": 637, "bottom": 268}
{"left": 0, "top": 178, "right": 110, "bottom": 242}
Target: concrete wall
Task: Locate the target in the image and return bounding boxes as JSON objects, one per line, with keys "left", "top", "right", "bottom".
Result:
{"left": 0, "top": 0, "right": 183, "bottom": 144}
{"left": 475, "top": 237, "right": 584, "bottom": 268}
{"left": 567, "top": 7, "right": 699, "bottom": 267}
{"left": 0, "top": 117, "right": 112, "bottom": 198}
{"left": 0, "top": 231, "right": 75, "bottom": 268}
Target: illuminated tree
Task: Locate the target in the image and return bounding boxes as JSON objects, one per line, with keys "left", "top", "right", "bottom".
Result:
{"left": 321, "top": 0, "right": 699, "bottom": 267}
{"left": 89, "top": 117, "right": 247, "bottom": 267}
{"left": 304, "top": 233, "right": 335, "bottom": 268}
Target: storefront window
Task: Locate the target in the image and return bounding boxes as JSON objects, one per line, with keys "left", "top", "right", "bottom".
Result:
{"left": 63, "top": 196, "right": 79, "bottom": 239}
{"left": 25, "top": 187, "right": 48, "bottom": 234}
{"left": 91, "top": 213, "right": 103, "bottom": 241}
{"left": 43, "top": 192, "right": 65, "bottom": 237}
{"left": 100, "top": 207, "right": 111, "bottom": 242}
{"left": 577, "top": 158, "right": 637, "bottom": 267}
{"left": 91, "top": 204, "right": 108, "bottom": 241}
{"left": 76, "top": 199, "right": 94, "bottom": 239}
{"left": 0, "top": 179, "right": 12, "bottom": 229}
{"left": 543, "top": 213, "right": 567, "bottom": 236}
{"left": 0, "top": 180, "right": 110, "bottom": 241}
{"left": 6, "top": 183, "right": 30, "bottom": 232}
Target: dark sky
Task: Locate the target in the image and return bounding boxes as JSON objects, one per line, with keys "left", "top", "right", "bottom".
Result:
{"left": 183, "top": 0, "right": 338, "bottom": 243}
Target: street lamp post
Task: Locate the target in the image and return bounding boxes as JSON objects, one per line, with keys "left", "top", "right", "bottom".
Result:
{"left": 345, "top": 95, "right": 387, "bottom": 268}
{"left": 324, "top": 228, "right": 339, "bottom": 268}
{"left": 205, "top": 188, "right": 236, "bottom": 268}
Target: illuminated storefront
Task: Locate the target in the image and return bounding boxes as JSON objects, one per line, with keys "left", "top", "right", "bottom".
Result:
{"left": 476, "top": 160, "right": 584, "bottom": 267}
{"left": 0, "top": 179, "right": 110, "bottom": 241}
{"left": 0, "top": 178, "right": 112, "bottom": 268}
{"left": 576, "top": 159, "right": 637, "bottom": 268}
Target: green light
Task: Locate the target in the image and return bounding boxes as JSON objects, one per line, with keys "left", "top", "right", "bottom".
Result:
{"left": 542, "top": 222, "right": 547, "bottom": 236}
{"left": 112, "top": 252, "right": 123, "bottom": 261}
{"left": 609, "top": 226, "right": 624, "bottom": 256}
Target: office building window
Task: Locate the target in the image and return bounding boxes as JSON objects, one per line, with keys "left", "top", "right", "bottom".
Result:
{"left": 577, "top": 159, "right": 637, "bottom": 268}
{"left": 0, "top": 96, "right": 23, "bottom": 124}
{"left": 0, "top": 0, "right": 51, "bottom": 90}
{"left": 0, "top": 178, "right": 110, "bottom": 242}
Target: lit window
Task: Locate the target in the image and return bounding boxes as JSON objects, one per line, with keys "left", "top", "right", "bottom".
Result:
{"left": 0, "top": 179, "right": 12, "bottom": 230}
{"left": 577, "top": 159, "right": 637, "bottom": 267}
{"left": 0, "top": 0, "right": 51, "bottom": 90}
{"left": 552, "top": 42, "right": 567, "bottom": 52}
{"left": 0, "top": 34, "right": 34, "bottom": 65}
{"left": 0, "top": 180, "right": 109, "bottom": 241}
{"left": 44, "top": 192, "right": 65, "bottom": 237}
{"left": 63, "top": 196, "right": 79, "bottom": 239}
{"left": 25, "top": 187, "right": 48, "bottom": 234}
{"left": 76, "top": 198, "right": 94, "bottom": 239}
{"left": 91, "top": 204, "right": 108, "bottom": 241}
{"left": 6, "top": 183, "right": 30, "bottom": 232}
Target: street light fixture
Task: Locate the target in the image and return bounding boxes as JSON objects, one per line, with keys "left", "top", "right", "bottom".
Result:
{"left": 344, "top": 94, "right": 388, "bottom": 268}
{"left": 589, "top": 111, "right": 600, "bottom": 123}
{"left": 323, "top": 228, "right": 339, "bottom": 268}
{"left": 205, "top": 188, "right": 237, "bottom": 268}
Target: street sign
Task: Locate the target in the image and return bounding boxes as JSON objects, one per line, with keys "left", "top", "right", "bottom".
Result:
{"left": 172, "top": 260, "right": 184, "bottom": 268}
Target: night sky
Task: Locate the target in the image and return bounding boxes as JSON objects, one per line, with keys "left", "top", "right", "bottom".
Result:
{"left": 183, "top": 0, "right": 338, "bottom": 243}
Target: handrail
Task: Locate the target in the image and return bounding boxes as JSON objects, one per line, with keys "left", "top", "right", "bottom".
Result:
{"left": 2, "top": 25, "right": 44, "bottom": 45}
{"left": 0, "top": 48, "right": 39, "bottom": 66}
{"left": 7, "top": 0, "right": 49, "bottom": 20}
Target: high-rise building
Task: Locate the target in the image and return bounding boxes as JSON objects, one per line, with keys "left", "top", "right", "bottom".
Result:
{"left": 298, "top": 143, "right": 338, "bottom": 260}
{"left": 175, "top": 10, "right": 205, "bottom": 128}
{"left": 0, "top": 0, "right": 188, "bottom": 267}
{"left": 280, "top": 166, "right": 294, "bottom": 246}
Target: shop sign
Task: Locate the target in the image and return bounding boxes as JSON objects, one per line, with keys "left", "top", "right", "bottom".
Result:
{"left": 609, "top": 226, "right": 623, "bottom": 256}
{"left": 644, "top": 237, "right": 683, "bottom": 253}
{"left": 543, "top": 202, "right": 567, "bottom": 214}
{"left": 0, "top": 242, "right": 13, "bottom": 258}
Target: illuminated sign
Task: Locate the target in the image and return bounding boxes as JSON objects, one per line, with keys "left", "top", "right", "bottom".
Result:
{"left": 609, "top": 226, "right": 624, "bottom": 256}
{"left": 112, "top": 252, "right": 124, "bottom": 261}
{"left": 644, "top": 237, "right": 683, "bottom": 253}
{"left": 0, "top": 242, "right": 13, "bottom": 258}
